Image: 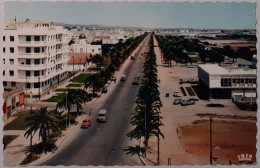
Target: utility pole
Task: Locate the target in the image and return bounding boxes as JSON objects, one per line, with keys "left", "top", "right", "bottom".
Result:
{"left": 38, "top": 76, "right": 41, "bottom": 100}
{"left": 210, "top": 117, "right": 213, "bottom": 165}
{"left": 25, "top": 75, "right": 27, "bottom": 108}
{"left": 29, "top": 106, "right": 33, "bottom": 162}
{"left": 73, "top": 56, "right": 75, "bottom": 77}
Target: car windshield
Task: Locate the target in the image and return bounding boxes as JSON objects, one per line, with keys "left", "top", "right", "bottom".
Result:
{"left": 83, "top": 120, "right": 89, "bottom": 123}
{"left": 99, "top": 114, "right": 105, "bottom": 116}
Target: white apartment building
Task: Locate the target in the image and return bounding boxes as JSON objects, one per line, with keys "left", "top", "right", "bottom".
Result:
{"left": 2, "top": 18, "right": 70, "bottom": 100}
{"left": 198, "top": 64, "right": 257, "bottom": 99}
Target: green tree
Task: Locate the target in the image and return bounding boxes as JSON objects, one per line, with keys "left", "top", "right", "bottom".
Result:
{"left": 24, "top": 107, "right": 62, "bottom": 154}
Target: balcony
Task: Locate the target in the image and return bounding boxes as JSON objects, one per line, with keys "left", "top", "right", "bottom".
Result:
{"left": 18, "top": 41, "right": 47, "bottom": 47}
{"left": 18, "top": 52, "right": 48, "bottom": 58}
{"left": 18, "top": 63, "right": 47, "bottom": 70}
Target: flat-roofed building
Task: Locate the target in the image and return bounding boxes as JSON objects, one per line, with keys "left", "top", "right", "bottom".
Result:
{"left": 198, "top": 64, "right": 257, "bottom": 99}
{"left": 2, "top": 18, "right": 70, "bottom": 100}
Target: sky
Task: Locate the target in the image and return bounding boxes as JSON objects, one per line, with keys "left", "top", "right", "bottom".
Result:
{"left": 4, "top": 1, "right": 256, "bottom": 29}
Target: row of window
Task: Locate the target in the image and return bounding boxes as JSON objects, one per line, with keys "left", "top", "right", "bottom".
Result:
{"left": 3, "top": 35, "right": 65, "bottom": 42}
{"left": 3, "top": 36, "right": 14, "bottom": 42}
{"left": 3, "top": 47, "right": 14, "bottom": 53}
{"left": 221, "top": 78, "right": 257, "bottom": 87}
{"left": 3, "top": 72, "right": 67, "bottom": 88}
{"left": 3, "top": 58, "right": 45, "bottom": 65}
{"left": 2, "top": 70, "right": 44, "bottom": 77}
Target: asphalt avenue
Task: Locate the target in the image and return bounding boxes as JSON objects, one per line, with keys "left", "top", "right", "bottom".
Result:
{"left": 41, "top": 36, "right": 150, "bottom": 166}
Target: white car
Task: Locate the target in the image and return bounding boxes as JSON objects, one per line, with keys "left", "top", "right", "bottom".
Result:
{"left": 97, "top": 109, "right": 107, "bottom": 122}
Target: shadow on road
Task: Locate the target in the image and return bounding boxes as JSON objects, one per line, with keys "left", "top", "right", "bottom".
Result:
{"left": 123, "top": 145, "right": 144, "bottom": 156}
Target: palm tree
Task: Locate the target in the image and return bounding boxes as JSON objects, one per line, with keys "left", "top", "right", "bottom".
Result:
{"left": 74, "top": 89, "right": 89, "bottom": 116}
{"left": 24, "top": 107, "right": 62, "bottom": 153}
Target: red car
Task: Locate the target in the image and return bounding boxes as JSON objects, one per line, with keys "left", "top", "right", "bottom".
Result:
{"left": 81, "top": 119, "right": 91, "bottom": 128}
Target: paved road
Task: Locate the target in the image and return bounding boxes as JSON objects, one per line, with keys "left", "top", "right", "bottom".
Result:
{"left": 41, "top": 36, "right": 150, "bottom": 166}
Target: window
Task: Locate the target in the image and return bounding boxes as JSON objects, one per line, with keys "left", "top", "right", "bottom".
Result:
{"left": 10, "top": 36, "right": 14, "bottom": 41}
{"left": 3, "top": 59, "right": 5, "bottom": 64}
{"left": 9, "top": 59, "right": 14, "bottom": 65}
{"left": 34, "top": 59, "right": 40, "bottom": 65}
{"left": 26, "top": 36, "right": 31, "bottom": 41}
{"left": 34, "top": 71, "right": 40, "bottom": 77}
{"left": 34, "top": 47, "right": 40, "bottom": 53}
{"left": 34, "top": 36, "right": 40, "bottom": 41}
{"left": 80, "top": 48, "right": 83, "bottom": 53}
{"left": 9, "top": 70, "right": 14, "bottom": 76}
{"left": 42, "top": 36, "right": 44, "bottom": 41}
{"left": 42, "top": 47, "right": 45, "bottom": 52}
{"left": 42, "top": 70, "right": 44, "bottom": 75}
{"left": 3, "top": 70, "right": 5, "bottom": 76}
{"left": 34, "top": 82, "right": 40, "bottom": 88}
{"left": 26, "top": 59, "right": 31, "bottom": 65}
{"left": 11, "top": 82, "right": 16, "bottom": 87}
{"left": 3, "top": 47, "right": 5, "bottom": 53}
{"left": 3, "top": 36, "right": 5, "bottom": 41}
{"left": 26, "top": 47, "right": 31, "bottom": 53}
{"left": 3, "top": 81, "right": 7, "bottom": 86}
{"left": 26, "top": 71, "right": 31, "bottom": 77}
{"left": 42, "top": 82, "right": 44, "bottom": 87}
{"left": 26, "top": 83, "right": 30, "bottom": 89}
{"left": 10, "top": 47, "right": 14, "bottom": 53}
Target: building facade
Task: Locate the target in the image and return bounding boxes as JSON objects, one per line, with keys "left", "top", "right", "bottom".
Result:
{"left": 2, "top": 19, "right": 70, "bottom": 99}
{"left": 198, "top": 64, "right": 257, "bottom": 99}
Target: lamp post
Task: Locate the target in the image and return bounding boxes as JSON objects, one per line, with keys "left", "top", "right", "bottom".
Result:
{"left": 210, "top": 117, "right": 213, "bottom": 165}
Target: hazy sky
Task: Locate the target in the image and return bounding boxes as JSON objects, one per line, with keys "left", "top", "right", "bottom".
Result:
{"left": 4, "top": 1, "right": 256, "bottom": 29}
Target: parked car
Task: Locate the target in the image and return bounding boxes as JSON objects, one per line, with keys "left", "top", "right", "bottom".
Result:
{"left": 132, "top": 77, "right": 140, "bottom": 85}
{"left": 120, "top": 74, "right": 126, "bottom": 81}
{"left": 102, "top": 87, "right": 108, "bottom": 93}
{"left": 81, "top": 119, "right": 91, "bottom": 128}
{"left": 97, "top": 109, "right": 108, "bottom": 122}
{"left": 111, "top": 75, "right": 117, "bottom": 81}
{"left": 181, "top": 100, "right": 195, "bottom": 106}
{"left": 130, "top": 56, "right": 135, "bottom": 60}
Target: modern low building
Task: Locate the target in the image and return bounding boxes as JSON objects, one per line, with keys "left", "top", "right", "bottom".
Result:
{"left": 198, "top": 64, "right": 257, "bottom": 99}
{"left": 2, "top": 18, "right": 70, "bottom": 100}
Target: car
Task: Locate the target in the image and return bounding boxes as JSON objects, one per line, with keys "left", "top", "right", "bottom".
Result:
{"left": 120, "top": 74, "right": 126, "bottom": 81}
{"left": 111, "top": 75, "right": 117, "bottom": 81}
{"left": 130, "top": 56, "right": 135, "bottom": 60}
{"left": 81, "top": 119, "right": 91, "bottom": 128}
{"left": 181, "top": 100, "right": 195, "bottom": 106}
{"left": 102, "top": 87, "right": 108, "bottom": 93}
{"left": 97, "top": 109, "right": 107, "bottom": 122}
{"left": 173, "top": 92, "right": 179, "bottom": 97}
{"left": 132, "top": 77, "right": 140, "bottom": 85}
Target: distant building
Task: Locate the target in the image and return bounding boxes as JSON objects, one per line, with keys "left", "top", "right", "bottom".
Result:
{"left": 3, "top": 18, "right": 70, "bottom": 100}
{"left": 198, "top": 64, "right": 256, "bottom": 99}
{"left": 70, "top": 33, "right": 102, "bottom": 54}
{"left": 67, "top": 53, "right": 93, "bottom": 72}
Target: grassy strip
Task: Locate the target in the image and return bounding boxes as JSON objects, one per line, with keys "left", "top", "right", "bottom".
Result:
{"left": 42, "top": 94, "right": 63, "bottom": 102}
{"left": 66, "top": 83, "right": 81, "bottom": 87}
{"left": 55, "top": 88, "right": 67, "bottom": 92}
{"left": 4, "top": 112, "right": 30, "bottom": 130}
{"left": 70, "top": 74, "right": 91, "bottom": 83}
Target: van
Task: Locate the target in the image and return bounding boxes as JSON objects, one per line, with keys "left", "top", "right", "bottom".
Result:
{"left": 97, "top": 109, "right": 107, "bottom": 122}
